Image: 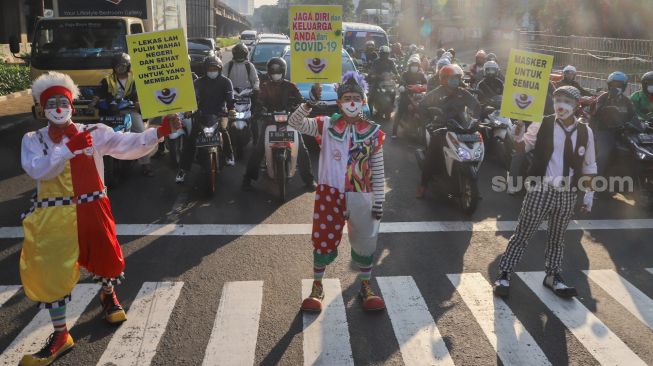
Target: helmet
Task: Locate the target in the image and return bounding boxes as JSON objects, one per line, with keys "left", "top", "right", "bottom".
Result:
{"left": 266, "top": 57, "right": 286, "bottom": 77}
{"left": 346, "top": 46, "right": 356, "bottom": 56}
{"left": 641, "top": 71, "right": 653, "bottom": 94}
{"left": 442, "top": 52, "right": 453, "bottom": 61}
{"left": 203, "top": 55, "right": 223, "bottom": 71}
{"left": 408, "top": 44, "right": 417, "bottom": 54}
{"left": 408, "top": 55, "right": 421, "bottom": 67}
{"left": 483, "top": 60, "right": 499, "bottom": 77}
{"left": 232, "top": 43, "right": 249, "bottom": 62}
{"left": 607, "top": 71, "right": 628, "bottom": 86}
{"left": 475, "top": 50, "right": 487, "bottom": 64}
{"left": 486, "top": 52, "right": 497, "bottom": 62}
{"left": 112, "top": 53, "right": 131, "bottom": 71}
{"left": 447, "top": 48, "right": 456, "bottom": 57}
{"left": 436, "top": 58, "right": 451, "bottom": 72}
{"left": 439, "top": 64, "right": 464, "bottom": 86}
{"left": 394, "top": 42, "right": 402, "bottom": 51}
{"left": 365, "top": 40, "right": 376, "bottom": 49}
{"left": 379, "top": 45, "right": 390, "bottom": 58}
{"left": 562, "top": 65, "right": 577, "bottom": 80}
{"left": 436, "top": 48, "right": 446, "bottom": 59}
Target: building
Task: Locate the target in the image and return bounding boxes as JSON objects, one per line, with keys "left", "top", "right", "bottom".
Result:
{"left": 224, "top": 0, "right": 253, "bottom": 16}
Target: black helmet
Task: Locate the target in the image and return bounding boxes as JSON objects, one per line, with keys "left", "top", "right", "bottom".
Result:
{"left": 266, "top": 57, "right": 286, "bottom": 78}
{"left": 112, "top": 53, "right": 131, "bottom": 71}
{"left": 486, "top": 52, "right": 497, "bottom": 62}
{"left": 203, "top": 55, "right": 223, "bottom": 71}
{"left": 436, "top": 48, "right": 445, "bottom": 58}
{"left": 232, "top": 43, "right": 249, "bottom": 62}
{"left": 641, "top": 71, "right": 653, "bottom": 94}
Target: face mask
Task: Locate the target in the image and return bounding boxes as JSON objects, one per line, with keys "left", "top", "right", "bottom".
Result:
{"left": 270, "top": 73, "right": 283, "bottom": 81}
{"left": 647, "top": 86, "right": 653, "bottom": 94}
{"left": 207, "top": 71, "right": 219, "bottom": 79}
{"left": 553, "top": 102, "right": 575, "bottom": 120}
{"left": 410, "top": 66, "right": 418, "bottom": 73}
{"left": 115, "top": 65, "right": 129, "bottom": 74}
{"left": 45, "top": 106, "right": 73, "bottom": 125}
{"left": 342, "top": 101, "right": 363, "bottom": 117}
{"left": 609, "top": 87, "right": 623, "bottom": 96}
{"left": 447, "top": 78, "right": 460, "bottom": 88}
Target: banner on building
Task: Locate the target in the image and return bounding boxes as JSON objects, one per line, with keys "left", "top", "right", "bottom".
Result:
{"left": 126, "top": 28, "right": 196, "bottom": 119}
{"left": 500, "top": 49, "right": 554, "bottom": 122}
{"left": 289, "top": 5, "right": 343, "bottom": 83}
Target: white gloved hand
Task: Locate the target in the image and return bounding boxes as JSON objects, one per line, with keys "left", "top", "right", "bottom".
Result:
{"left": 582, "top": 190, "right": 594, "bottom": 213}
{"left": 510, "top": 120, "right": 525, "bottom": 143}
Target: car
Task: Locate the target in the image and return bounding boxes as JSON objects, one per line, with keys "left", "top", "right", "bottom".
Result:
{"left": 281, "top": 48, "right": 370, "bottom": 118}
{"left": 256, "top": 33, "right": 289, "bottom": 42}
{"left": 249, "top": 38, "right": 290, "bottom": 75}
{"left": 240, "top": 30, "right": 257, "bottom": 47}
{"left": 343, "top": 22, "right": 389, "bottom": 58}
{"left": 187, "top": 38, "right": 220, "bottom": 76}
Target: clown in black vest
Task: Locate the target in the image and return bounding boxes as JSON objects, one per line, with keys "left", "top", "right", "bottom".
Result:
{"left": 494, "top": 86, "right": 597, "bottom": 299}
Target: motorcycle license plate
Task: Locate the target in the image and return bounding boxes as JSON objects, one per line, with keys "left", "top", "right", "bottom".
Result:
{"left": 638, "top": 133, "right": 653, "bottom": 144}
{"left": 196, "top": 134, "right": 220, "bottom": 147}
{"left": 458, "top": 134, "right": 481, "bottom": 143}
{"left": 269, "top": 131, "right": 294, "bottom": 143}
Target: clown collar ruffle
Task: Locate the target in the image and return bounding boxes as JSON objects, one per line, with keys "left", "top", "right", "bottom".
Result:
{"left": 327, "top": 113, "right": 379, "bottom": 142}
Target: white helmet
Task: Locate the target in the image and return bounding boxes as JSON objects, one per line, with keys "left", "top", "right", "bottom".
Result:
{"left": 563, "top": 65, "right": 577, "bottom": 73}
{"left": 483, "top": 60, "right": 500, "bottom": 76}
{"left": 442, "top": 51, "right": 453, "bottom": 61}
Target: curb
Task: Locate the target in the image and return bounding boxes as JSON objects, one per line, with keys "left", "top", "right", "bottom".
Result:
{"left": 0, "top": 89, "right": 32, "bottom": 103}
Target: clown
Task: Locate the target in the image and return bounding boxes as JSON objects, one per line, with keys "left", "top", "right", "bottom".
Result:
{"left": 18, "top": 72, "right": 180, "bottom": 366}
{"left": 289, "top": 72, "right": 386, "bottom": 312}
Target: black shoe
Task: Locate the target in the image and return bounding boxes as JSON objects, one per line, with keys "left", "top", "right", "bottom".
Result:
{"left": 242, "top": 177, "right": 254, "bottom": 191}
{"left": 543, "top": 273, "right": 577, "bottom": 298}
{"left": 175, "top": 170, "right": 186, "bottom": 184}
{"left": 493, "top": 271, "right": 510, "bottom": 298}
{"left": 304, "top": 180, "right": 317, "bottom": 191}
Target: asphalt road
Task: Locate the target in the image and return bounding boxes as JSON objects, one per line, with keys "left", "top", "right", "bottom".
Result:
{"left": 1, "top": 47, "right": 653, "bottom": 366}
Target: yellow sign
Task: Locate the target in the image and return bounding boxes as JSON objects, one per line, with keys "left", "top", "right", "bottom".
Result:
{"left": 289, "top": 5, "right": 343, "bottom": 83}
{"left": 500, "top": 49, "right": 554, "bottom": 122}
{"left": 126, "top": 28, "right": 197, "bottom": 119}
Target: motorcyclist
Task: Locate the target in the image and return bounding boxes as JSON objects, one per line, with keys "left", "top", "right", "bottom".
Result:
{"left": 98, "top": 53, "right": 153, "bottom": 176}
{"left": 447, "top": 48, "right": 458, "bottom": 64}
{"left": 403, "top": 44, "right": 418, "bottom": 68}
{"left": 427, "top": 58, "right": 451, "bottom": 91}
{"left": 368, "top": 45, "right": 399, "bottom": 116}
{"left": 630, "top": 71, "right": 653, "bottom": 121}
{"left": 416, "top": 64, "right": 481, "bottom": 198}
{"left": 556, "top": 65, "right": 593, "bottom": 96}
{"left": 390, "top": 42, "right": 403, "bottom": 60}
{"left": 362, "top": 40, "right": 378, "bottom": 65}
{"left": 176, "top": 56, "right": 236, "bottom": 184}
{"left": 394, "top": 55, "right": 428, "bottom": 138}
{"left": 486, "top": 52, "right": 497, "bottom": 62}
{"left": 242, "top": 57, "right": 316, "bottom": 191}
{"left": 225, "top": 43, "right": 261, "bottom": 143}
{"left": 469, "top": 50, "right": 487, "bottom": 85}
{"left": 436, "top": 48, "right": 446, "bottom": 60}
{"left": 590, "top": 71, "right": 637, "bottom": 179}
{"left": 477, "top": 61, "right": 504, "bottom": 105}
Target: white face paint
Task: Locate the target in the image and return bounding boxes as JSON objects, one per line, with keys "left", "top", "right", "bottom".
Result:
{"left": 553, "top": 102, "right": 575, "bottom": 120}
{"left": 44, "top": 107, "right": 72, "bottom": 125}
{"left": 342, "top": 101, "right": 363, "bottom": 117}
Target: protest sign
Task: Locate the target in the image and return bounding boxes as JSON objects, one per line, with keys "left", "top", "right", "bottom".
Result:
{"left": 500, "top": 49, "right": 554, "bottom": 122}
{"left": 289, "top": 5, "right": 343, "bottom": 83}
{"left": 127, "top": 28, "right": 196, "bottom": 119}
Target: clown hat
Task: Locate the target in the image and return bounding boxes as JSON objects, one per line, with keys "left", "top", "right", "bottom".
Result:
{"left": 31, "top": 71, "right": 79, "bottom": 108}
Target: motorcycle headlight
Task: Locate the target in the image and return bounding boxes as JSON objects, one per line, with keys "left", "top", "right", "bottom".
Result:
{"left": 203, "top": 126, "right": 216, "bottom": 137}
{"left": 457, "top": 147, "right": 472, "bottom": 161}
{"left": 637, "top": 151, "right": 647, "bottom": 160}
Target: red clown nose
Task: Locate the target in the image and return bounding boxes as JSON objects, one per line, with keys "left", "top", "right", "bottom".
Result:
{"left": 56, "top": 108, "right": 61, "bottom": 113}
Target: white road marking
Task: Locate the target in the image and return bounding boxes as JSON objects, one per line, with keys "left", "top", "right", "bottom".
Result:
{"left": 517, "top": 271, "right": 647, "bottom": 366}
{"left": 583, "top": 270, "right": 653, "bottom": 331}
{"left": 0, "top": 285, "right": 21, "bottom": 307}
{"left": 201, "top": 281, "right": 263, "bottom": 366}
{"left": 302, "top": 279, "right": 354, "bottom": 366}
{"left": 96, "top": 282, "right": 183, "bottom": 366}
{"left": 647, "top": 268, "right": 653, "bottom": 276}
{"left": 0, "top": 284, "right": 100, "bottom": 365}
{"left": 3, "top": 218, "right": 653, "bottom": 238}
{"left": 447, "top": 273, "right": 550, "bottom": 366}
{"left": 377, "top": 276, "right": 454, "bottom": 366}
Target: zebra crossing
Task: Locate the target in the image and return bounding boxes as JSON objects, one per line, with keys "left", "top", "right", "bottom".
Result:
{"left": 1, "top": 269, "right": 653, "bottom": 366}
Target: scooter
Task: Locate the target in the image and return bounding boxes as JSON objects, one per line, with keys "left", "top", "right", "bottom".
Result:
{"left": 372, "top": 72, "right": 397, "bottom": 120}
{"left": 165, "top": 113, "right": 193, "bottom": 167}
{"left": 479, "top": 95, "right": 513, "bottom": 169}
{"left": 263, "top": 111, "right": 300, "bottom": 202}
{"left": 397, "top": 84, "right": 428, "bottom": 140}
{"left": 194, "top": 112, "right": 227, "bottom": 197}
{"left": 230, "top": 88, "right": 253, "bottom": 160}
{"left": 616, "top": 118, "right": 653, "bottom": 207}
{"left": 416, "top": 109, "right": 485, "bottom": 215}
{"left": 97, "top": 98, "right": 137, "bottom": 188}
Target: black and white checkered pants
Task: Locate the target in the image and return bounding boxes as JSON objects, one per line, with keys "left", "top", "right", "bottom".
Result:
{"left": 499, "top": 189, "right": 577, "bottom": 275}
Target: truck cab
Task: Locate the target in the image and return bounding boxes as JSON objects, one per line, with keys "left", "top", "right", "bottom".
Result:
{"left": 11, "top": 16, "right": 145, "bottom": 121}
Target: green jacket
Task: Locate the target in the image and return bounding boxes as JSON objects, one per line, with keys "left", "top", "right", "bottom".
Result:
{"left": 630, "top": 90, "right": 653, "bottom": 120}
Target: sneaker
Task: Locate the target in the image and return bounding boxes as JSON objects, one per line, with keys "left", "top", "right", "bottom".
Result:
{"left": 493, "top": 271, "right": 510, "bottom": 298}
{"left": 226, "top": 157, "right": 236, "bottom": 167}
{"left": 359, "top": 280, "right": 385, "bottom": 311}
{"left": 305, "top": 180, "right": 317, "bottom": 191}
{"left": 301, "top": 281, "right": 324, "bottom": 312}
{"left": 19, "top": 330, "right": 74, "bottom": 366}
{"left": 99, "top": 291, "right": 127, "bottom": 324}
{"left": 416, "top": 185, "right": 426, "bottom": 198}
{"left": 543, "top": 273, "right": 577, "bottom": 298}
{"left": 141, "top": 164, "right": 154, "bottom": 177}
{"left": 175, "top": 170, "right": 186, "bottom": 184}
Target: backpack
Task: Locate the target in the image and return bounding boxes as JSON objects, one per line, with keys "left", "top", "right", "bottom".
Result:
{"left": 227, "top": 60, "right": 253, "bottom": 83}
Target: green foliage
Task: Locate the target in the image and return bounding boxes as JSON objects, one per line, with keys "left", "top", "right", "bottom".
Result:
{"left": 0, "top": 64, "right": 30, "bottom": 96}
{"left": 217, "top": 36, "right": 240, "bottom": 48}
{"left": 289, "top": 0, "right": 354, "bottom": 20}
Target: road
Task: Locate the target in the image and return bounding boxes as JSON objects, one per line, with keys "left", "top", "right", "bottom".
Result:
{"left": 1, "top": 47, "right": 653, "bottom": 366}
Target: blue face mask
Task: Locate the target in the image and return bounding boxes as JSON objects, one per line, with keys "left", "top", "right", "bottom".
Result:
{"left": 448, "top": 78, "right": 460, "bottom": 88}
{"left": 608, "top": 87, "right": 622, "bottom": 97}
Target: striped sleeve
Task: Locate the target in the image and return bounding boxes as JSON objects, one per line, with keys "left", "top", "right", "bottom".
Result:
{"left": 288, "top": 104, "right": 322, "bottom": 137}
{"left": 370, "top": 147, "right": 385, "bottom": 208}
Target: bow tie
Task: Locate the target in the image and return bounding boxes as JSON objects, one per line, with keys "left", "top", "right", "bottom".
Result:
{"left": 48, "top": 123, "right": 78, "bottom": 144}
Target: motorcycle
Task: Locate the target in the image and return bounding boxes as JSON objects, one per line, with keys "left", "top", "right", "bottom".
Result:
{"left": 479, "top": 95, "right": 514, "bottom": 169}
{"left": 165, "top": 113, "right": 193, "bottom": 167}
{"left": 416, "top": 108, "right": 485, "bottom": 215}
{"left": 397, "top": 84, "right": 428, "bottom": 140}
{"left": 230, "top": 88, "right": 253, "bottom": 160}
{"left": 195, "top": 112, "right": 227, "bottom": 196}
{"left": 616, "top": 118, "right": 653, "bottom": 207}
{"left": 372, "top": 72, "right": 397, "bottom": 120}
{"left": 263, "top": 111, "right": 300, "bottom": 202}
{"left": 577, "top": 95, "right": 597, "bottom": 123}
{"left": 97, "top": 98, "right": 137, "bottom": 188}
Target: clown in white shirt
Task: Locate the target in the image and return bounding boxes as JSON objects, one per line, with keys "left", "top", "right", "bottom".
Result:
{"left": 18, "top": 72, "right": 180, "bottom": 366}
